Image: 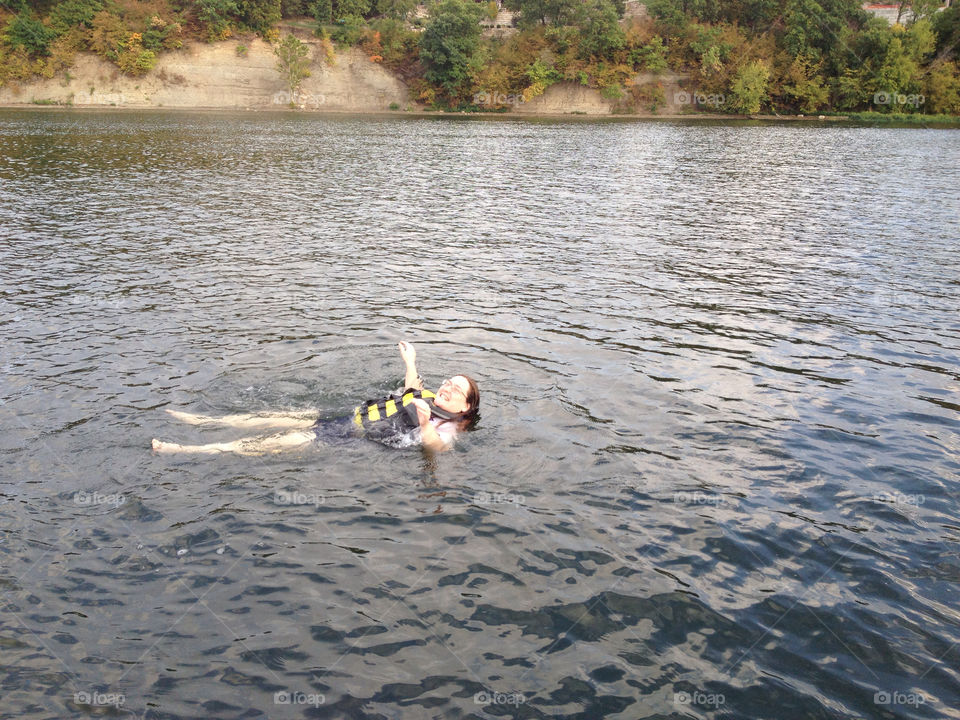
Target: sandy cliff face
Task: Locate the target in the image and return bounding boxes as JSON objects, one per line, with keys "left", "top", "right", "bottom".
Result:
{"left": 512, "top": 71, "right": 690, "bottom": 116}
{"left": 0, "top": 38, "right": 411, "bottom": 111}
{"left": 512, "top": 82, "right": 612, "bottom": 115}
{"left": 0, "top": 36, "right": 691, "bottom": 116}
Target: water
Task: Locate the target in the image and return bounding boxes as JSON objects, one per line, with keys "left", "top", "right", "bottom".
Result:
{"left": 1, "top": 109, "right": 958, "bottom": 719}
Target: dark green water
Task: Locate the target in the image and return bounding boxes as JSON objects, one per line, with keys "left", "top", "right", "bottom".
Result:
{"left": 1, "top": 109, "right": 958, "bottom": 719}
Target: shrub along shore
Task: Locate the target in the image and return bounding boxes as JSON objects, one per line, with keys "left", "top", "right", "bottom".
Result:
{"left": 1, "top": 0, "right": 959, "bottom": 117}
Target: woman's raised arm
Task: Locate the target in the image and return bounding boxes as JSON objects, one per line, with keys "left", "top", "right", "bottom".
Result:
{"left": 398, "top": 341, "right": 423, "bottom": 391}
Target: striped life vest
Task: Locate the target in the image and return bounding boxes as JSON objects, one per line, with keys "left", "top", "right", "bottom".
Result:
{"left": 353, "top": 388, "right": 436, "bottom": 431}
{"left": 352, "top": 388, "right": 468, "bottom": 443}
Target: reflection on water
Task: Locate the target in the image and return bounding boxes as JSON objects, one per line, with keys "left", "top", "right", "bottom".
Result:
{"left": 1, "top": 109, "right": 959, "bottom": 719}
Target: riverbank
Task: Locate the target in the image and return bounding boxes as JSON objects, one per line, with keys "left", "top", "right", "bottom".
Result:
{"left": 0, "top": 38, "right": 411, "bottom": 113}
{"left": 0, "top": 34, "right": 751, "bottom": 118}
{"left": 2, "top": 36, "right": 958, "bottom": 124}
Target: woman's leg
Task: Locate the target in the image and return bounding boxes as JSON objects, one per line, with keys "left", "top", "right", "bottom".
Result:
{"left": 166, "top": 408, "right": 317, "bottom": 430}
{"left": 152, "top": 429, "right": 315, "bottom": 455}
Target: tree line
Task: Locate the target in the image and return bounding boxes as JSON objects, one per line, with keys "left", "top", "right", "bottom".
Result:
{"left": 1, "top": 0, "right": 958, "bottom": 114}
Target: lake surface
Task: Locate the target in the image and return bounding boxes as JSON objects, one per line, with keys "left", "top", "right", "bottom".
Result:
{"left": 1, "top": 109, "right": 958, "bottom": 719}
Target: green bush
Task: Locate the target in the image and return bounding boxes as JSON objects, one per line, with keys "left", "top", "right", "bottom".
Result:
{"left": 600, "top": 82, "right": 622, "bottom": 99}
{"left": 728, "top": 59, "right": 769, "bottom": 113}
{"left": 239, "top": 0, "right": 282, "bottom": 35}
{"left": 370, "top": 16, "right": 417, "bottom": 65}
{"left": 196, "top": 0, "right": 240, "bottom": 40}
{"left": 309, "top": 0, "right": 332, "bottom": 22}
{"left": 419, "top": 0, "right": 483, "bottom": 100}
{"left": 631, "top": 34, "right": 667, "bottom": 72}
{"left": 334, "top": 0, "right": 370, "bottom": 20}
{"left": 5, "top": 10, "right": 55, "bottom": 55}
{"left": 49, "top": 0, "right": 104, "bottom": 36}
{"left": 275, "top": 32, "right": 311, "bottom": 91}
{"left": 373, "top": 0, "right": 414, "bottom": 18}
{"left": 117, "top": 46, "right": 156, "bottom": 75}
{"left": 576, "top": 0, "right": 625, "bottom": 60}
{"left": 330, "top": 13, "right": 364, "bottom": 44}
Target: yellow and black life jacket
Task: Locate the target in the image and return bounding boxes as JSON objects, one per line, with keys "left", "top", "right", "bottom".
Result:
{"left": 353, "top": 388, "right": 436, "bottom": 431}
{"left": 352, "top": 388, "right": 468, "bottom": 441}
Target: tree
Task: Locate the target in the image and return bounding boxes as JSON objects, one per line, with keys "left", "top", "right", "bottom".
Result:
{"left": 275, "top": 33, "right": 311, "bottom": 93}
{"left": 897, "top": 0, "right": 942, "bottom": 24}
{"left": 419, "top": 0, "right": 483, "bottom": 99}
{"left": 783, "top": 0, "right": 866, "bottom": 62}
{"left": 924, "top": 59, "right": 960, "bottom": 113}
{"left": 239, "top": 0, "right": 282, "bottom": 34}
{"left": 4, "top": 10, "right": 55, "bottom": 55}
{"left": 576, "top": 0, "right": 625, "bottom": 59}
{"left": 728, "top": 59, "right": 769, "bottom": 112}
{"left": 372, "top": 0, "right": 416, "bottom": 20}
{"left": 196, "top": 0, "right": 240, "bottom": 39}
{"left": 633, "top": 34, "right": 668, "bottom": 72}
{"left": 866, "top": 21, "right": 933, "bottom": 106}
{"left": 505, "top": 0, "right": 590, "bottom": 28}
{"left": 309, "top": 0, "right": 333, "bottom": 22}
{"left": 334, "top": 0, "right": 370, "bottom": 20}
{"left": 933, "top": 2, "right": 960, "bottom": 59}
{"left": 49, "top": 0, "right": 104, "bottom": 36}
{"left": 782, "top": 54, "right": 828, "bottom": 111}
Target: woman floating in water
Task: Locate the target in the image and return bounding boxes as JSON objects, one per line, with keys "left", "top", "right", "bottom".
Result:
{"left": 151, "top": 341, "right": 479, "bottom": 455}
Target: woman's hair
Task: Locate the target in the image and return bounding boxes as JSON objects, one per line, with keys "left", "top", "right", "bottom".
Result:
{"left": 460, "top": 375, "right": 480, "bottom": 423}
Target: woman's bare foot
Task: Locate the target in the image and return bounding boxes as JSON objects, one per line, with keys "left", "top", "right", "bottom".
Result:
{"left": 152, "top": 438, "right": 183, "bottom": 452}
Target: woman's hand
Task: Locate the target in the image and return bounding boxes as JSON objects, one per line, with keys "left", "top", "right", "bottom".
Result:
{"left": 412, "top": 398, "right": 448, "bottom": 452}
{"left": 398, "top": 340, "right": 416, "bottom": 367}
{"left": 411, "top": 398, "right": 431, "bottom": 427}
{"left": 400, "top": 341, "right": 422, "bottom": 390}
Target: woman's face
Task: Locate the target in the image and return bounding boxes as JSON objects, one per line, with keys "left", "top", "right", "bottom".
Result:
{"left": 435, "top": 376, "right": 470, "bottom": 414}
